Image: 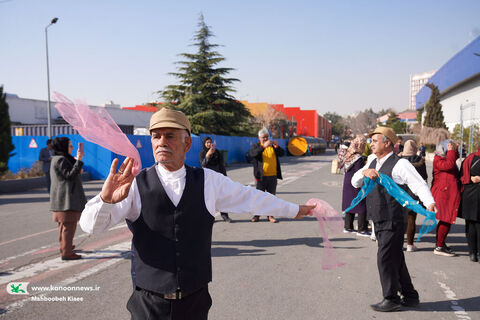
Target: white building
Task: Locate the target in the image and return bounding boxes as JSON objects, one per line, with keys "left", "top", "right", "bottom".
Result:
{"left": 6, "top": 93, "right": 151, "bottom": 134}
{"left": 409, "top": 70, "right": 436, "bottom": 110}
{"left": 416, "top": 37, "right": 480, "bottom": 131}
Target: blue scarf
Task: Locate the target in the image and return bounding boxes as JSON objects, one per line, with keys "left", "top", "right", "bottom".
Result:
{"left": 345, "top": 173, "right": 436, "bottom": 241}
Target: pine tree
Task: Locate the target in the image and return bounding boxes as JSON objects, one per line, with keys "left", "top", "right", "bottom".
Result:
{"left": 0, "top": 86, "right": 15, "bottom": 174}
{"left": 385, "top": 112, "right": 406, "bottom": 134}
{"left": 159, "top": 15, "right": 254, "bottom": 136}
{"left": 423, "top": 83, "right": 447, "bottom": 129}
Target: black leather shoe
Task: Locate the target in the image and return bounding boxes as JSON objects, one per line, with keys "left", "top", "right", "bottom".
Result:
{"left": 470, "top": 253, "right": 478, "bottom": 262}
{"left": 401, "top": 296, "right": 420, "bottom": 307}
{"left": 370, "top": 299, "right": 402, "bottom": 312}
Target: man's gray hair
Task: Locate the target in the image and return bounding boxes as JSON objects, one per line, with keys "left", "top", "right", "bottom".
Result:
{"left": 258, "top": 127, "right": 269, "bottom": 137}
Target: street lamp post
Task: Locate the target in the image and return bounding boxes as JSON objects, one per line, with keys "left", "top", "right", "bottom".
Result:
{"left": 45, "top": 17, "right": 58, "bottom": 138}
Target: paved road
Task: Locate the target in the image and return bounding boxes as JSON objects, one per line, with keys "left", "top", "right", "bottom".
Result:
{"left": 0, "top": 151, "right": 479, "bottom": 320}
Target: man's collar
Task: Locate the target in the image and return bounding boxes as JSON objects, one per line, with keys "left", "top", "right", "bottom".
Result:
{"left": 375, "top": 151, "right": 394, "bottom": 164}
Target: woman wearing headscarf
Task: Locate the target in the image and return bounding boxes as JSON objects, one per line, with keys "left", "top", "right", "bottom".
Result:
{"left": 431, "top": 140, "right": 460, "bottom": 257}
{"left": 50, "top": 137, "right": 87, "bottom": 260}
{"left": 341, "top": 135, "right": 369, "bottom": 236}
{"left": 460, "top": 145, "right": 480, "bottom": 262}
{"left": 399, "top": 140, "right": 428, "bottom": 252}
{"left": 199, "top": 137, "right": 232, "bottom": 222}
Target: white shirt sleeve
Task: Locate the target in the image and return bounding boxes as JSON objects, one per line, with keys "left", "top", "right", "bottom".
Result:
{"left": 203, "top": 169, "right": 299, "bottom": 218}
{"left": 351, "top": 154, "right": 376, "bottom": 188}
{"left": 392, "top": 159, "right": 435, "bottom": 207}
{"left": 79, "top": 179, "right": 141, "bottom": 234}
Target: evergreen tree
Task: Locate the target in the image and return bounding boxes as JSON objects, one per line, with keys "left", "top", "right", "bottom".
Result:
{"left": 385, "top": 112, "right": 407, "bottom": 134}
{"left": 416, "top": 109, "right": 423, "bottom": 123}
{"left": 0, "top": 86, "right": 15, "bottom": 174}
{"left": 159, "top": 15, "right": 254, "bottom": 136}
{"left": 423, "top": 83, "right": 447, "bottom": 129}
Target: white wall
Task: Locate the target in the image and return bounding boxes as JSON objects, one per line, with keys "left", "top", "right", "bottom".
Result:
{"left": 439, "top": 78, "right": 480, "bottom": 131}
{"left": 6, "top": 95, "right": 152, "bottom": 129}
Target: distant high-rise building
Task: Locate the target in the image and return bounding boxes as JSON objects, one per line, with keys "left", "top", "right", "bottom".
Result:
{"left": 409, "top": 70, "right": 436, "bottom": 110}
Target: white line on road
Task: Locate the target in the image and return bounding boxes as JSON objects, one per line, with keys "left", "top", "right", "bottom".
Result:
{"left": 2, "top": 241, "right": 131, "bottom": 315}
{"left": 0, "top": 228, "right": 129, "bottom": 285}
{"left": 0, "top": 223, "right": 128, "bottom": 266}
{"left": 435, "top": 271, "right": 471, "bottom": 320}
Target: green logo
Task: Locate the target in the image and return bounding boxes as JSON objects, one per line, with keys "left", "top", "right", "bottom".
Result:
{"left": 10, "top": 283, "right": 25, "bottom": 294}
{"left": 6, "top": 282, "right": 29, "bottom": 295}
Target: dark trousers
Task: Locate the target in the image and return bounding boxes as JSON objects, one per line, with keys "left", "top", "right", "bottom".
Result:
{"left": 254, "top": 176, "right": 277, "bottom": 219}
{"left": 466, "top": 220, "right": 480, "bottom": 254}
{"left": 375, "top": 221, "right": 418, "bottom": 300}
{"left": 45, "top": 171, "right": 51, "bottom": 193}
{"left": 127, "top": 286, "right": 212, "bottom": 320}
{"left": 344, "top": 212, "right": 367, "bottom": 232}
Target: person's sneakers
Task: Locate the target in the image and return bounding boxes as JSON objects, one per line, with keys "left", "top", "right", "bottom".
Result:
{"left": 406, "top": 245, "right": 417, "bottom": 252}
{"left": 434, "top": 247, "right": 455, "bottom": 257}
{"left": 356, "top": 231, "right": 371, "bottom": 237}
{"left": 343, "top": 229, "right": 354, "bottom": 234}
{"left": 370, "top": 299, "right": 402, "bottom": 312}
{"left": 401, "top": 296, "right": 420, "bottom": 307}
{"left": 251, "top": 216, "right": 260, "bottom": 222}
{"left": 444, "top": 244, "right": 454, "bottom": 254}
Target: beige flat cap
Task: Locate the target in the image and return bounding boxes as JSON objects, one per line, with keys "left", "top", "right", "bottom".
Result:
{"left": 149, "top": 107, "right": 191, "bottom": 134}
{"left": 369, "top": 126, "right": 398, "bottom": 145}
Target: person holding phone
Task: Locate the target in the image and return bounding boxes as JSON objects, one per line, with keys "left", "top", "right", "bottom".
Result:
{"left": 50, "top": 137, "right": 87, "bottom": 260}
{"left": 249, "top": 128, "right": 285, "bottom": 223}
{"left": 198, "top": 136, "right": 232, "bottom": 222}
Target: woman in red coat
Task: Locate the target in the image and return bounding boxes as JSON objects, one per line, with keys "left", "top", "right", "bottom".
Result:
{"left": 431, "top": 141, "right": 461, "bottom": 257}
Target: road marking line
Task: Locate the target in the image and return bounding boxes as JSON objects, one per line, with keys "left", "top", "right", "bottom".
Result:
{"left": 0, "top": 228, "right": 58, "bottom": 247}
{"left": 2, "top": 241, "right": 131, "bottom": 315}
{"left": 0, "top": 241, "right": 131, "bottom": 286}
{"left": 0, "top": 223, "right": 127, "bottom": 265}
{"left": 435, "top": 271, "right": 471, "bottom": 320}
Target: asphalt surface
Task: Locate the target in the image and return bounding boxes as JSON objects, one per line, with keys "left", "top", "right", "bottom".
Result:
{"left": 0, "top": 150, "right": 479, "bottom": 320}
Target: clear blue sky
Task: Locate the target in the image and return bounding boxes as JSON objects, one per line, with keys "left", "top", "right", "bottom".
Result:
{"left": 1, "top": 0, "right": 479, "bottom": 116}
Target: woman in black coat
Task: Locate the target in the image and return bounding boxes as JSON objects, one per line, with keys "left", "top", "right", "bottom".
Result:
{"left": 50, "top": 137, "right": 86, "bottom": 260}
{"left": 460, "top": 145, "right": 480, "bottom": 262}
{"left": 198, "top": 137, "right": 232, "bottom": 222}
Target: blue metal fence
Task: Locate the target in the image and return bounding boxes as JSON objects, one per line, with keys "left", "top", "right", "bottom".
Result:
{"left": 9, "top": 135, "right": 287, "bottom": 180}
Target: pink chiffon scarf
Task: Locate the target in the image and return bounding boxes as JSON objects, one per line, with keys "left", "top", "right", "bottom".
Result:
{"left": 53, "top": 92, "right": 141, "bottom": 175}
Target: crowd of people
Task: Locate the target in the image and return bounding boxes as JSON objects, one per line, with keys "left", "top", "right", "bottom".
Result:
{"left": 35, "top": 107, "right": 480, "bottom": 317}
{"left": 336, "top": 128, "right": 479, "bottom": 312}
{"left": 337, "top": 132, "right": 480, "bottom": 261}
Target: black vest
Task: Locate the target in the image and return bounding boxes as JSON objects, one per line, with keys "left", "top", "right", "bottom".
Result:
{"left": 127, "top": 165, "right": 214, "bottom": 294}
{"left": 366, "top": 154, "right": 407, "bottom": 223}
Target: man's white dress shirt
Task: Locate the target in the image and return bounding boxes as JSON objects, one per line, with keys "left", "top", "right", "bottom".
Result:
{"left": 351, "top": 152, "right": 435, "bottom": 208}
{"left": 80, "top": 165, "right": 299, "bottom": 234}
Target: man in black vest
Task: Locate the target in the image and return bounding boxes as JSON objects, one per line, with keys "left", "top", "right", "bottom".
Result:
{"left": 80, "top": 107, "right": 315, "bottom": 320}
{"left": 351, "top": 126, "right": 437, "bottom": 312}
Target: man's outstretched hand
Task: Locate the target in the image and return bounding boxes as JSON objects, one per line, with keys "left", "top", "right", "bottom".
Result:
{"left": 295, "top": 204, "right": 317, "bottom": 219}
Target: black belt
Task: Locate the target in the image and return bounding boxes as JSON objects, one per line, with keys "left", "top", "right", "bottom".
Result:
{"left": 137, "top": 286, "right": 199, "bottom": 300}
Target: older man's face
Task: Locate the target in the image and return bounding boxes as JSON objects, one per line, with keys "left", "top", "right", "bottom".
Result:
{"left": 370, "top": 133, "right": 391, "bottom": 156}
{"left": 151, "top": 128, "right": 192, "bottom": 171}
{"left": 259, "top": 134, "right": 269, "bottom": 145}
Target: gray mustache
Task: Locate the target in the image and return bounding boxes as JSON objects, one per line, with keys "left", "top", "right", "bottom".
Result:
{"left": 156, "top": 147, "right": 173, "bottom": 154}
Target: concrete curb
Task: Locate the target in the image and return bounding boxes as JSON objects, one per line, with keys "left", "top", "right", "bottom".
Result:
{"left": 0, "top": 173, "right": 90, "bottom": 194}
